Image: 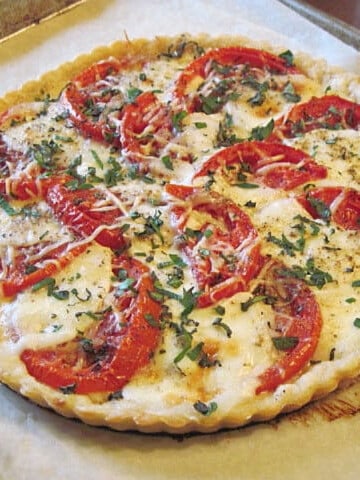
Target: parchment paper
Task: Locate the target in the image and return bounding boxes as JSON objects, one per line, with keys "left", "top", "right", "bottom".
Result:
{"left": 0, "top": 1, "right": 359, "bottom": 479}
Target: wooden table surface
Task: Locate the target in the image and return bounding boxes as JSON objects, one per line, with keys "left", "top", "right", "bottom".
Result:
{"left": 304, "top": 0, "right": 360, "bottom": 30}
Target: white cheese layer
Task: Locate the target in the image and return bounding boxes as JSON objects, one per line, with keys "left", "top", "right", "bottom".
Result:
{"left": 0, "top": 37, "right": 359, "bottom": 433}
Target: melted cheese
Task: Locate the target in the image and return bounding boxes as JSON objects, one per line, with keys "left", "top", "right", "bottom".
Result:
{"left": 0, "top": 35, "right": 359, "bottom": 433}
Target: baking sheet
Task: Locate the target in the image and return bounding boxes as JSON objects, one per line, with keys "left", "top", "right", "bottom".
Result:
{"left": 278, "top": 0, "right": 360, "bottom": 50}
{"left": 0, "top": 1, "right": 359, "bottom": 478}
{"left": 0, "top": 0, "right": 85, "bottom": 40}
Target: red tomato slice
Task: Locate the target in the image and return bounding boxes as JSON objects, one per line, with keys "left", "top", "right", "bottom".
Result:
{"left": 46, "top": 183, "right": 127, "bottom": 250}
{"left": 297, "top": 186, "right": 360, "bottom": 230}
{"left": 121, "top": 91, "right": 172, "bottom": 161}
{"left": 0, "top": 173, "right": 72, "bottom": 201}
{"left": 269, "top": 95, "right": 360, "bottom": 140}
{"left": 0, "top": 242, "right": 87, "bottom": 298}
{"left": 194, "top": 141, "right": 327, "bottom": 190}
{"left": 255, "top": 258, "right": 322, "bottom": 394}
{"left": 61, "top": 59, "right": 126, "bottom": 145}
{"left": 21, "top": 256, "right": 163, "bottom": 394}
{"left": 166, "top": 184, "right": 264, "bottom": 307}
{"left": 174, "top": 46, "right": 300, "bottom": 112}
{"left": 121, "top": 91, "right": 192, "bottom": 166}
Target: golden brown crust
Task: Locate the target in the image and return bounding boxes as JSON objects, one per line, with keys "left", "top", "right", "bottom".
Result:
{"left": 0, "top": 33, "right": 359, "bottom": 434}
{"left": 1, "top": 33, "right": 359, "bottom": 111}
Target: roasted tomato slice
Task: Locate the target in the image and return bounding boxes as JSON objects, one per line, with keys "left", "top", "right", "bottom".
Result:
{"left": 61, "top": 59, "right": 127, "bottom": 145}
{"left": 21, "top": 255, "right": 163, "bottom": 394}
{"left": 174, "top": 46, "right": 300, "bottom": 113}
{"left": 166, "top": 184, "right": 264, "bottom": 308}
{"left": 0, "top": 242, "right": 87, "bottom": 298}
{"left": 121, "top": 91, "right": 192, "bottom": 166}
{"left": 297, "top": 186, "right": 360, "bottom": 230}
{"left": 121, "top": 91, "right": 172, "bottom": 161}
{"left": 46, "top": 183, "right": 127, "bottom": 250}
{"left": 194, "top": 141, "right": 327, "bottom": 190}
{"left": 269, "top": 95, "right": 360, "bottom": 141}
{"left": 0, "top": 173, "right": 72, "bottom": 201}
{"left": 255, "top": 258, "right": 322, "bottom": 394}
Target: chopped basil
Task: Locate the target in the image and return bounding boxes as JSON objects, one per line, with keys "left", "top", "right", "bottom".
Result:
{"left": 32, "top": 277, "right": 56, "bottom": 293}
{"left": 80, "top": 338, "right": 95, "bottom": 354}
{"left": 126, "top": 87, "right": 143, "bottom": 103}
{"left": 169, "top": 254, "right": 187, "bottom": 267}
{"left": 352, "top": 280, "right": 360, "bottom": 288}
{"left": 135, "top": 210, "right": 164, "bottom": 244}
{"left": 212, "top": 317, "right": 232, "bottom": 338}
{"left": 215, "top": 113, "right": 241, "bottom": 147}
{"left": 0, "top": 195, "right": 19, "bottom": 216}
{"left": 354, "top": 318, "right": 360, "bottom": 328}
{"left": 59, "top": 383, "right": 77, "bottom": 395}
{"left": 234, "top": 182, "right": 259, "bottom": 189}
{"left": 279, "top": 49, "right": 295, "bottom": 66}
{"left": 266, "top": 231, "right": 305, "bottom": 257}
{"left": 158, "top": 253, "right": 186, "bottom": 269}
{"left": 277, "top": 258, "right": 333, "bottom": 289}
{"left": 193, "top": 400, "right": 218, "bottom": 416}
{"left": 194, "top": 122, "right": 207, "bottom": 129}
{"left": 160, "top": 39, "right": 204, "bottom": 59}
{"left": 306, "top": 194, "right": 331, "bottom": 222}
{"left": 166, "top": 266, "right": 184, "bottom": 289}
{"left": 108, "top": 390, "right": 124, "bottom": 401}
{"left": 214, "top": 305, "right": 226, "bottom": 316}
{"left": 186, "top": 341, "right": 204, "bottom": 361}
{"left": 144, "top": 313, "right": 160, "bottom": 328}
{"left": 173, "top": 326, "right": 193, "bottom": 363}
{"left": 179, "top": 287, "right": 201, "bottom": 320}
{"left": 90, "top": 149, "right": 104, "bottom": 169}
{"left": 161, "top": 155, "right": 174, "bottom": 170}
{"left": 50, "top": 324, "right": 63, "bottom": 333}
{"left": 51, "top": 289, "right": 70, "bottom": 301}
{"left": 292, "top": 214, "right": 320, "bottom": 236}
{"left": 282, "top": 81, "right": 301, "bottom": 103}
{"left": 241, "top": 294, "right": 276, "bottom": 312}
{"left": 250, "top": 119, "right": 274, "bottom": 141}
{"left": 247, "top": 80, "right": 269, "bottom": 106}
{"left": 27, "top": 139, "right": 62, "bottom": 171}
{"left": 172, "top": 110, "right": 187, "bottom": 132}
{"left": 346, "top": 297, "right": 356, "bottom": 304}
{"left": 272, "top": 336, "right": 299, "bottom": 351}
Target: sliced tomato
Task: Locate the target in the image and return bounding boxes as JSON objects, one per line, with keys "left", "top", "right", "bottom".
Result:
{"left": 255, "top": 258, "right": 322, "bottom": 394}
{"left": 194, "top": 141, "right": 327, "bottom": 190}
{"left": 0, "top": 242, "right": 87, "bottom": 298}
{"left": 120, "top": 91, "right": 192, "bottom": 166}
{"left": 166, "top": 184, "right": 264, "bottom": 307}
{"left": 174, "top": 46, "right": 300, "bottom": 112}
{"left": 297, "top": 186, "right": 360, "bottom": 230}
{"left": 21, "top": 255, "right": 163, "bottom": 394}
{"left": 61, "top": 59, "right": 127, "bottom": 145}
{"left": 46, "top": 183, "right": 127, "bottom": 250}
{"left": 0, "top": 173, "right": 72, "bottom": 201}
{"left": 269, "top": 95, "right": 360, "bottom": 140}
{"left": 121, "top": 91, "right": 172, "bottom": 161}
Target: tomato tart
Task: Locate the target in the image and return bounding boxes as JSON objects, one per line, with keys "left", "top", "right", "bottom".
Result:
{"left": 0, "top": 34, "right": 359, "bottom": 433}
